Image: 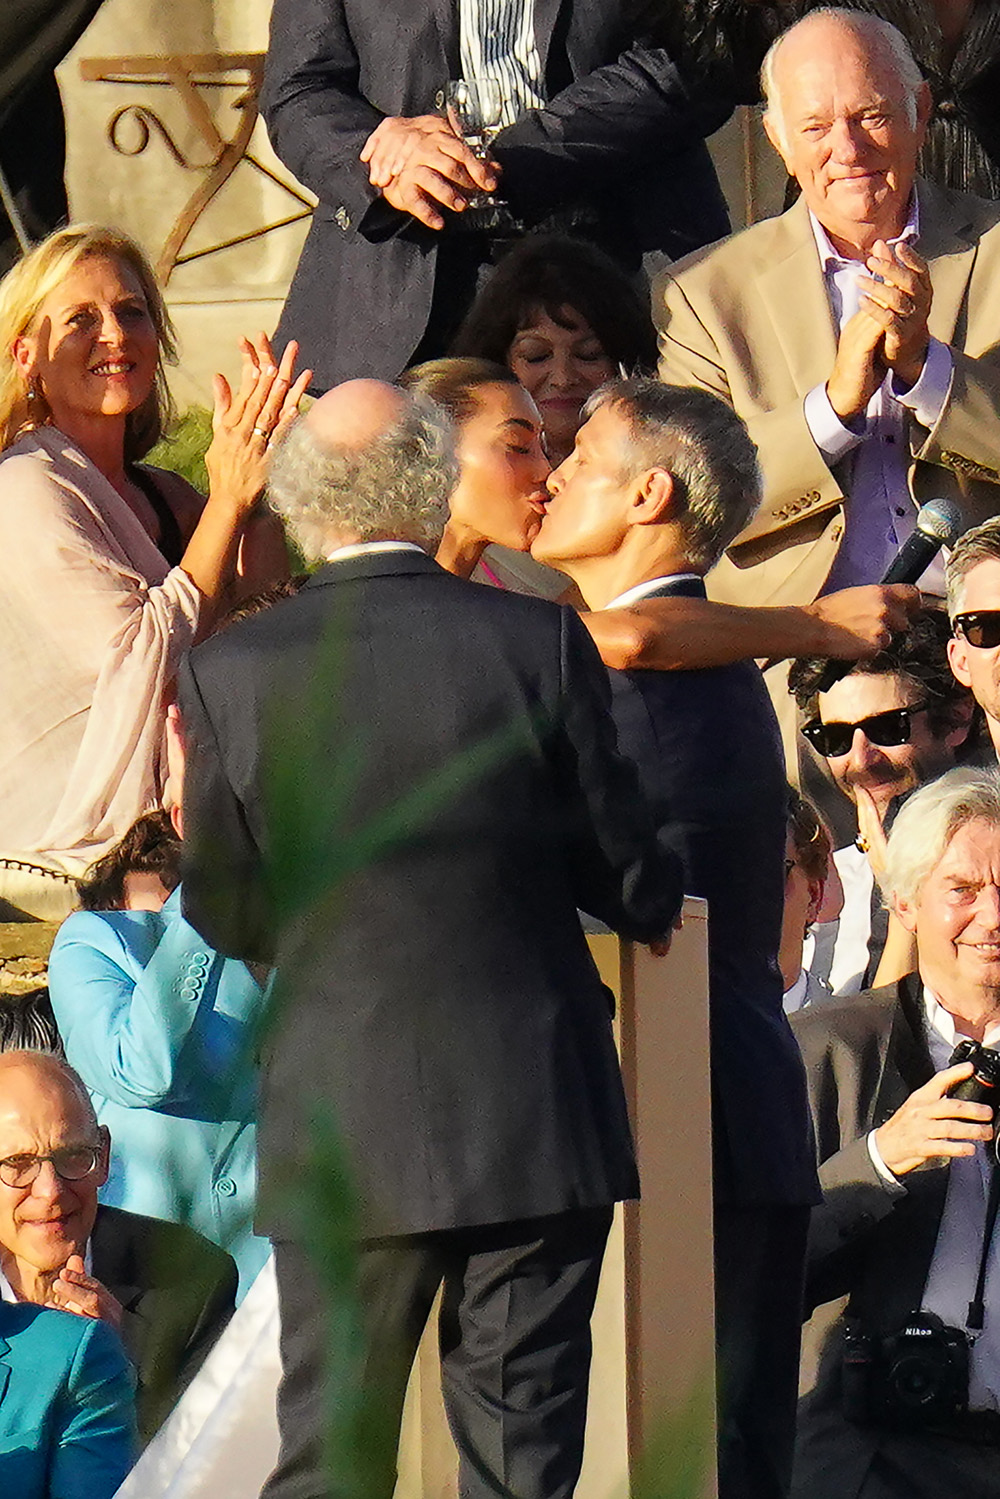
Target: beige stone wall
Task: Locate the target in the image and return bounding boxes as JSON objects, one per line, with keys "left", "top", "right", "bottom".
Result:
{"left": 57, "top": 0, "right": 312, "bottom": 409}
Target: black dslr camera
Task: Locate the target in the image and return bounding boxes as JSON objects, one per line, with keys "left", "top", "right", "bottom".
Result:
{"left": 948, "top": 1039, "right": 1000, "bottom": 1161}
{"left": 842, "top": 1312, "right": 970, "bottom": 1428}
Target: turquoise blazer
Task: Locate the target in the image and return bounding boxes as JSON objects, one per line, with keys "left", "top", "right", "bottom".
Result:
{"left": 0, "top": 1301, "right": 136, "bottom": 1499}
{"left": 48, "top": 886, "right": 269, "bottom": 1298}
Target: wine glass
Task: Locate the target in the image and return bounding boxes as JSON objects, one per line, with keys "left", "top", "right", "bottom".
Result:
{"left": 439, "top": 79, "right": 505, "bottom": 211}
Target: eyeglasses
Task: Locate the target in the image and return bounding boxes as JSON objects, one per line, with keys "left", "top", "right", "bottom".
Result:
{"left": 0, "top": 1146, "right": 101, "bottom": 1189}
{"left": 953, "top": 611, "right": 1000, "bottom": 650}
{"left": 801, "top": 702, "right": 929, "bottom": 759}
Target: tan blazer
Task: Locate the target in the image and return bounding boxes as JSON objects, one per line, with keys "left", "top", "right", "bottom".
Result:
{"left": 656, "top": 178, "right": 1000, "bottom": 612}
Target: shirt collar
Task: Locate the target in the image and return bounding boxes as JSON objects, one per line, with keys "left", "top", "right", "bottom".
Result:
{"left": 604, "top": 572, "right": 703, "bottom": 611}
{"left": 809, "top": 188, "right": 920, "bottom": 270}
{"left": 324, "top": 541, "right": 427, "bottom": 564}
{"left": 922, "top": 985, "right": 1000, "bottom": 1064}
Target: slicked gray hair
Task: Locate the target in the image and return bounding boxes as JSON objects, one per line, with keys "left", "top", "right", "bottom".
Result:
{"left": 762, "top": 9, "right": 924, "bottom": 156}
{"left": 882, "top": 767, "right": 1000, "bottom": 907}
{"left": 585, "top": 379, "right": 761, "bottom": 571}
{"left": 946, "top": 517, "right": 1000, "bottom": 619}
{"left": 267, "top": 393, "right": 459, "bottom": 562}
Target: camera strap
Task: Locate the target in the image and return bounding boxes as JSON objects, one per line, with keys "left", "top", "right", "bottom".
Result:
{"left": 967, "top": 1161, "right": 1000, "bottom": 1331}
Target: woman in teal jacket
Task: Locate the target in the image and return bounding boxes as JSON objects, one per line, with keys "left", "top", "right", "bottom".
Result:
{"left": 47, "top": 884, "right": 269, "bottom": 1298}
{"left": 0, "top": 1300, "right": 136, "bottom": 1498}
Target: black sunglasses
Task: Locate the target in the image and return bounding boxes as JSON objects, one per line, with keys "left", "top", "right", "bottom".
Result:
{"left": 802, "top": 702, "right": 929, "bottom": 758}
{"left": 953, "top": 611, "right": 1000, "bottom": 650}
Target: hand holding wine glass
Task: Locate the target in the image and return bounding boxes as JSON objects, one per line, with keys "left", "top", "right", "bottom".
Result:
{"left": 360, "top": 83, "right": 501, "bottom": 231}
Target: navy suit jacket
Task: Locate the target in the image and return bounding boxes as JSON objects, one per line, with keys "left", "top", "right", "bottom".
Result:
{"left": 180, "top": 551, "right": 683, "bottom": 1239}
{"left": 261, "top": 0, "right": 733, "bottom": 387}
{"left": 608, "top": 575, "right": 819, "bottom": 1206}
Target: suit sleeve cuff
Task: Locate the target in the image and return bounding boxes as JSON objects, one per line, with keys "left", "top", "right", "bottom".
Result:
{"left": 892, "top": 337, "right": 953, "bottom": 429}
{"left": 804, "top": 383, "right": 866, "bottom": 463}
{"left": 867, "top": 1128, "right": 901, "bottom": 1185}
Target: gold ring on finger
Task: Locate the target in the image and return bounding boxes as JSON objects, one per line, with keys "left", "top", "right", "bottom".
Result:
{"left": 253, "top": 426, "right": 270, "bottom": 440}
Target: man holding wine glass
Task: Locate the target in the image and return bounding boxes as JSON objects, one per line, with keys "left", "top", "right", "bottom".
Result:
{"left": 261, "top": 0, "right": 744, "bottom": 391}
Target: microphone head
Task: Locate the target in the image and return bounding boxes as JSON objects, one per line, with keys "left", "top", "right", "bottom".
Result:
{"left": 915, "top": 498, "right": 966, "bottom": 547}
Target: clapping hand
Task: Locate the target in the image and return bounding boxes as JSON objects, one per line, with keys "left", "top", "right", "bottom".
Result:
{"left": 205, "top": 333, "right": 312, "bottom": 515}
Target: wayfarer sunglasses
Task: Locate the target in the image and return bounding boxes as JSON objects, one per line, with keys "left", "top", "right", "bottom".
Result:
{"left": 802, "top": 702, "right": 929, "bottom": 758}
{"left": 953, "top": 611, "right": 1000, "bottom": 650}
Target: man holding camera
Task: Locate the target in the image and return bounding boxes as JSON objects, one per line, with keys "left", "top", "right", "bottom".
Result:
{"left": 791, "top": 765, "right": 1000, "bottom": 1498}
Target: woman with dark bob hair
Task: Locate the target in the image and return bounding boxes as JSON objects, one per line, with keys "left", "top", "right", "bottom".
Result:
{"left": 0, "top": 224, "right": 309, "bottom": 916}
{"left": 451, "top": 234, "right": 658, "bottom": 467}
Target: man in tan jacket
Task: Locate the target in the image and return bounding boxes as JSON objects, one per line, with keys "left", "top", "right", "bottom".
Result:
{"left": 657, "top": 8, "right": 1000, "bottom": 762}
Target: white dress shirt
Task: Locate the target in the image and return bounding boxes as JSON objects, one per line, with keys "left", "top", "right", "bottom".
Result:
{"left": 459, "top": 0, "right": 546, "bottom": 126}
{"left": 802, "top": 193, "right": 954, "bottom": 595}
{"left": 867, "top": 989, "right": 1000, "bottom": 1411}
{"left": 604, "top": 573, "right": 702, "bottom": 611}
{"left": 323, "top": 541, "right": 427, "bottom": 563}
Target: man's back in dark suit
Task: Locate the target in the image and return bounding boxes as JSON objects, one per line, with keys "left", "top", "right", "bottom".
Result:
{"left": 179, "top": 382, "right": 681, "bottom": 1498}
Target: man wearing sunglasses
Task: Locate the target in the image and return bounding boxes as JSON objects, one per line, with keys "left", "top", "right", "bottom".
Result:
{"left": 789, "top": 612, "right": 973, "bottom": 998}
{"left": 0, "top": 1050, "right": 237, "bottom": 1440}
{"left": 948, "top": 517, "right": 1000, "bottom": 764}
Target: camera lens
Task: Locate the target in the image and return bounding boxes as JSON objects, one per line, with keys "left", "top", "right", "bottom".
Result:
{"left": 889, "top": 1353, "right": 944, "bottom": 1409}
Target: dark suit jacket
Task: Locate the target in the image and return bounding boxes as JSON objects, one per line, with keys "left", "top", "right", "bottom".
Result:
{"left": 790, "top": 977, "right": 1000, "bottom": 1498}
{"left": 179, "top": 551, "right": 682, "bottom": 1240}
{"left": 607, "top": 575, "right": 818, "bottom": 1208}
{"left": 91, "top": 1204, "right": 237, "bottom": 1442}
{"left": 261, "top": 0, "right": 733, "bottom": 387}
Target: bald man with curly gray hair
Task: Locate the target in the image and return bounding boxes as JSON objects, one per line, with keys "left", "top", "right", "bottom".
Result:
{"left": 267, "top": 379, "right": 458, "bottom": 561}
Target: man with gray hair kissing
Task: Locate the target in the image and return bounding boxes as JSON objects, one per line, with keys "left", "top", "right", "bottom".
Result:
{"left": 792, "top": 766, "right": 1000, "bottom": 1498}
{"left": 178, "top": 379, "right": 682, "bottom": 1499}
{"left": 533, "top": 377, "right": 819, "bottom": 1499}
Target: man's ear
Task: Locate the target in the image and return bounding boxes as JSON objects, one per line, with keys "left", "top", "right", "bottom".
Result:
{"left": 629, "top": 467, "right": 676, "bottom": 526}
{"left": 762, "top": 109, "right": 793, "bottom": 175}
{"left": 914, "top": 80, "right": 933, "bottom": 142}
{"left": 894, "top": 894, "right": 917, "bottom": 935}
{"left": 947, "top": 634, "right": 973, "bottom": 690}
{"left": 96, "top": 1125, "right": 111, "bottom": 1188}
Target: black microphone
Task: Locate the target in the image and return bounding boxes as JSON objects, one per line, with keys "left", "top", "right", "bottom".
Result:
{"left": 880, "top": 497, "right": 967, "bottom": 584}
{"left": 809, "top": 498, "right": 967, "bottom": 697}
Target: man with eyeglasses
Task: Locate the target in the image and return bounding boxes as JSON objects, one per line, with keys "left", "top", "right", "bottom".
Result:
{"left": 0, "top": 1050, "right": 237, "bottom": 1440}
{"left": 948, "top": 517, "right": 1000, "bottom": 763}
{"left": 789, "top": 611, "right": 974, "bottom": 999}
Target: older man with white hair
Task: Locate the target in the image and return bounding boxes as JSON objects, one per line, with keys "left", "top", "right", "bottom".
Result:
{"left": 657, "top": 8, "right": 1000, "bottom": 764}
{"left": 792, "top": 766, "right": 1000, "bottom": 1497}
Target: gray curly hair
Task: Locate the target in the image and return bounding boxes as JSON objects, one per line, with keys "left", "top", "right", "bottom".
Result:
{"left": 267, "top": 393, "right": 458, "bottom": 562}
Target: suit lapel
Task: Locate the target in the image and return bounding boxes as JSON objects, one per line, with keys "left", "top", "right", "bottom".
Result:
{"left": 532, "top": 0, "right": 566, "bottom": 76}
{"left": 918, "top": 181, "right": 981, "bottom": 346}
{"left": 429, "top": 0, "right": 460, "bottom": 77}
{"left": 756, "top": 198, "right": 839, "bottom": 397}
